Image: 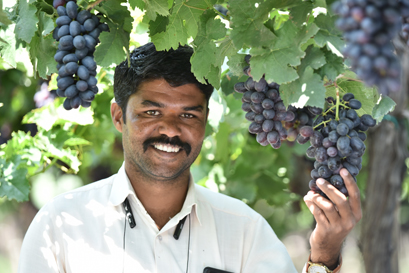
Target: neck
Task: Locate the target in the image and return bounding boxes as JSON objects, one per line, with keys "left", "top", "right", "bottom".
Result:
{"left": 124, "top": 161, "right": 190, "bottom": 230}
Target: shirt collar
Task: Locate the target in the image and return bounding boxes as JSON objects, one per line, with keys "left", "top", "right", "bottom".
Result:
{"left": 108, "top": 162, "right": 202, "bottom": 226}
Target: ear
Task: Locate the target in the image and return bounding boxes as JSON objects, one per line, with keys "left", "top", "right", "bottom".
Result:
{"left": 111, "top": 102, "right": 124, "bottom": 133}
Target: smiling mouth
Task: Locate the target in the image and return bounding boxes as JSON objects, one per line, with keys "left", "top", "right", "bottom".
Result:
{"left": 153, "top": 143, "right": 181, "bottom": 153}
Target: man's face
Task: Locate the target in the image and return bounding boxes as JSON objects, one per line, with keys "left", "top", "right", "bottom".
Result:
{"left": 114, "top": 78, "right": 208, "bottom": 181}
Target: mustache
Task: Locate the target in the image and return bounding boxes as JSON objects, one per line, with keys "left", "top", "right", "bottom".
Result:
{"left": 143, "top": 135, "right": 192, "bottom": 156}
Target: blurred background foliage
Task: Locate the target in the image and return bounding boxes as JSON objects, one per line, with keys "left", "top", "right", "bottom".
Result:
{"left": 1, "top": 0, "right": 409, "bottom": 272}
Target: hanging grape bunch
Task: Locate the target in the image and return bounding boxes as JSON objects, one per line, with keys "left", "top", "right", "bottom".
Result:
{"left": 300, "top": 92, "right": 376, "bottom": 197}
{"left": 332, "top": 0, "right": 402, "bottom": 95}
{"left": 234, "top": 55, "right": 321, "bottom": 149}
{"left": 53, "top": 0, "right": 109, "bottom": 110}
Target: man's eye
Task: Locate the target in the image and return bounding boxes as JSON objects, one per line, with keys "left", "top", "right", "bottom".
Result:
{"left": 146, "top": 110, "right": 159, "bottom": 116}
{"left": 182, "top": 113, "right": 194, "bottom": 119}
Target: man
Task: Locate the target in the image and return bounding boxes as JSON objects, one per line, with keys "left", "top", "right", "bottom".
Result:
{"left": 18, "top": 43, "right": 361, "bottom": 273}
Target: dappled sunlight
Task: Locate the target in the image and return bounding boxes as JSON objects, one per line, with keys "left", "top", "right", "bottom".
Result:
{"left": 61, "top": 212, "right": 83, "bottom": 226}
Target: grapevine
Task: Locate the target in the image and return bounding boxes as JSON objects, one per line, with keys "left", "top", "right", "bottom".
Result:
{"left": 52, "top": 0, "right": 109, "bottom": 110}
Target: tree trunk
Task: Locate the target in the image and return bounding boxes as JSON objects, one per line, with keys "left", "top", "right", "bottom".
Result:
{"left": 361, "top": 38, "right": 409, "bottom": 273}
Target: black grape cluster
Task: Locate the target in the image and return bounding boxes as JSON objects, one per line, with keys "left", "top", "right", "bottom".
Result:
{"left": 234, "top": 77, "right": 295, "bottom": 149}
{"left": 284, "top": 106, "right": 322, "bottom": 143}
{"left": 52, "top": 0, "right": 109, "bottom": 110}
{"left": 301, "top": 93, "right": 376, "bottom": 197}
{"left": 332, "top": 0, "right": 402, "bottom": 95}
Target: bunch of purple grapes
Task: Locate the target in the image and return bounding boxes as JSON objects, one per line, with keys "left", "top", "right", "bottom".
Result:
{"left": 234, "top": 77, "right": 295, "bottom": 149}
{"left": 300, "top": 93, "right": 376, "bottom": 197}
{"left": 332, "top": 0, "right": 402, "bottom": 95}
{"left": 284, "top": 106, "right": 322, "bottom": 143}
{"left": 53, "top": 0, "right": 109, "bottom": 110}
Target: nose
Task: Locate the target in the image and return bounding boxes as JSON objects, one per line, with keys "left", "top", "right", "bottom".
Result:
{"left": 157, "top": 116, "right": 182, "bottom": 138}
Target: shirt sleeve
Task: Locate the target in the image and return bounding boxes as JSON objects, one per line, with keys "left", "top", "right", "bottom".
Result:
{"left": 241, "top": 215, "right": 298, "bottom": 273}
{"left": 18, "top": 203, "right": 63, "bottom": 273}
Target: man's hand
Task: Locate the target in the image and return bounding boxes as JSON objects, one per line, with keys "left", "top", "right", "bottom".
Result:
{"left": 303, "top": 168, "right": 362, "bottom": 269}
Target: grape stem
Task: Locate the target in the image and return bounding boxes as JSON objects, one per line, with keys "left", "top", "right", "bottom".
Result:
{"left": 336, "top": 87, "right": 340, "bottom": 120}
{"left": 87, "top": 0, "right": 106, "bottom": 10}
{"left": 313, "top": 119, "right": 331, "bottom": 129}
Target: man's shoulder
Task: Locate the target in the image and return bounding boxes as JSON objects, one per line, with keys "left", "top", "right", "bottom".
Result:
{"left": 194, "top": 183, "right": 261, "bottom": 222}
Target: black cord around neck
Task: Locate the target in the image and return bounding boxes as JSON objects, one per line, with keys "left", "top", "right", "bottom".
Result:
{"left": 122, "top": 198, "right": 192, "bottom": 273}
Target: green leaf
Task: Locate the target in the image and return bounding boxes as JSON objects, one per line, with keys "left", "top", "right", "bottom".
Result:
{"left": 99, "top": 0, "right": 132, "bottom": 28}
{"left": 151, "top": 0, "right": 214, "bottom": 50}
{"left": 313, "top": 14, "right": 344, "bottom": 56}
{"left": 64, "top": 138, "right": 91, "bottom": 146}
{"left": 0, "top": 25, "right": 22, "bottom": 68}
{"left": 289, "top": 1, "right": 313, "bottom": 27}
{"left": 191, "top": 10, "right": 228, "bottom": 88}
{"left": 0, "top": 6, "right": 12, "bottom": 25}
{"left": 34, "top": 0, "right": 54, "bottom": 15}
{"left": 316, "top": 48, "right": 344, "bottom": 80}
{"left": 227, "top": 53, "right": 248, "bottom": 77}
{"left": 298, "top": 45, "right": 326, "bottom": 74}
{"left": 39, "top": 12, "right": 55, "bottom": 37}
{"left": 129, "top": 0, "right": 145, "bottom": 10}
{"left": 144, "top": 0, "right": 170, "bottom": 21}
{"left": 372, "top": 96, "right": 396, "bottom": 123}
{"left": 280, "top": 66, "right": 326, "bottom": 108}
{"left": 94, "top": 21, "right": 129, "bottom": 67}
{"left": 148, "top": 14, "right": 168, "bottom": 36}
{"left": 14, "top": 0, "right": 38, "bottom": 43}
{"left": 250, "top": 21, "right": 319, "bottom": 84}
{"left": 29, "top": 33, "right": 57, "bottom": 79}
{"left": 220, "top": 72, "right": 247, "bottom": 97}
{"left": 229, "top": 0, "right": 277, "bottom": 49}
{"left": 0, "top": 156, "right": 30, "bottom": 202}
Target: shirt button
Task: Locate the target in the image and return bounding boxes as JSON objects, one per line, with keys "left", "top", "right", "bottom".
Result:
{"left": 158, "top": 235, "right": 162, "bottom": 241}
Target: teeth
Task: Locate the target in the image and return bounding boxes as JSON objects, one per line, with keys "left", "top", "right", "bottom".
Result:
{"left": 154, "top": 144, "right": 180, "bottom": 153}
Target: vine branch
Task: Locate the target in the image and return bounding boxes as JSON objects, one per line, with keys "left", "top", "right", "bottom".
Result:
{"left": 87, "top": 0, "right": 106, "bottom": 10}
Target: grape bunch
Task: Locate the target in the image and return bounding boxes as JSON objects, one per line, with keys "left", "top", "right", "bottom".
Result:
{"left": 234, "top": 77, "right": 297, "bottom": 149}
{"left": 52, "top": 0, "right": 109, "bottom": 110}
{"left": 332, "top": 0, "right": 402, "bottom": 95}
{"left": 284, "top": 106, "right": 322, "bottom": 143}
{"left": 301, "top": 93, "right": 376, "bottom": 197}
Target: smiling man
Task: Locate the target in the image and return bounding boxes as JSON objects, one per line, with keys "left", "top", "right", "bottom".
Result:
{"left": 18, "top": 43, "right": 361, "bottom": 273}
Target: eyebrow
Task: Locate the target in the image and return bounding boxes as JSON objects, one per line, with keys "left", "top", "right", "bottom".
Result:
{"left": 141, "top": 100, "right": 204, "bottom": 112}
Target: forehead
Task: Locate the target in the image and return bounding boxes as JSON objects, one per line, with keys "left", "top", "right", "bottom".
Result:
{"left": 128, "top": 78, "right": 207, "bottom": 107}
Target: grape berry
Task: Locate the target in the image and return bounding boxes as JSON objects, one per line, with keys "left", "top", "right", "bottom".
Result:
{"left": 53, "top": 0, "right": 108, "bottom": 110}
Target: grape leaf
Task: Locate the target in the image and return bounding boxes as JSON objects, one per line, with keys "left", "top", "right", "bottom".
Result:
{"left": 298, "top": 45, "right": 326, "bottom": 74}
{"left": 144, "top": 0, "right": 170, "bottom": 21}
{"left": 64, "top": 138, "right": 91, "bottom": 146}
{"left": 14, "top": 0, "right": 38, "bottom": 43}
{"left": 316, "top": 48, "right": 344, "bottom": 80}
{"left": 229, "top": 0, "right": 277, "bottom": 49}
{"left": 148, "top": 14, "right": 168, "bottom": 36}
{"left": 289, "top": 1, "right": 313, "bottom": 27}
{"left": 0, "top": 156, "right": 30, "bottom": 202}
{"left": 34, "top": 0, "right": 54, "bottom": 15}
{"left": 94, "top": 21, "right": 129, "bottom": 67}
{"left": 227, "top": 53, "right": 248, "bottom": 77}
{"left": 39, "top": 11, "right": 54, "bottom": 37}
{"left": 191, "top": 10, "right": 228, "bottom": 88}
{"left": 313, "top": 14, "right": 344, "bottom": 55}
{"left": 0, "top": 6, "right": 12, "bottom": 25}
{"left": 0, "top": 25, "right": 23, "bottom": 68}
{"left": 129, "top": 0, "right": 145, "bottom": 10}
{"left": 29, "top": 33, "right": 57, "bottom": 79}
{"left": 151, "top": 0, "right": 214, "bottom": 50}
{"left": 372, "top": 96, "right": 396, "bottom": 123}
{"left": 280, "top": 66, "right": 326, "bottom": 109}
{"left": 250, "top": 21, "right": 319, "bottom": 84}
{"left": 98, "top": 1, "right": 132, "bottom": 32}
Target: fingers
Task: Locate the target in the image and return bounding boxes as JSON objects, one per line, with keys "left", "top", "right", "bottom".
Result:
{"left": 304, "top": 191, "right": 331, "bottom": 225}
{"left": 340, "top": 169, "right": 362, "bottom": 221}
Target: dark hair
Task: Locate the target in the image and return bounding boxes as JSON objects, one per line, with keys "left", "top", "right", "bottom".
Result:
{"left": 113, "top": 43, "right": 214, "bottom": 122}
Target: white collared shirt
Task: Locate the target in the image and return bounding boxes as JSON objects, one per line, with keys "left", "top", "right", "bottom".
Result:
{"left": 18, "top": 163, "right": 299, "bottom": 273}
